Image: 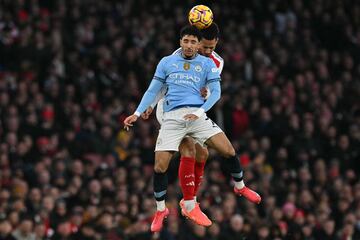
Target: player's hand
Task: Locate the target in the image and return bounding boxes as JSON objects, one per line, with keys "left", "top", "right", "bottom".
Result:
{"left": 184, "top": 114, "right": 199, "bottom": 121}
{"left": 123, "top": 115, "right": 138, "bottom": 131}
{"left": 200, "top": 87, "right": 208, "bottom": 99}
{"left": 141, "top": 107, "right": 153, "bottom": 120}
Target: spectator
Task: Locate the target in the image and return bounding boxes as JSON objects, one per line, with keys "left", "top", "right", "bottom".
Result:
{"left": 11, "top": 216, "right": 35, "bottom": 240}
{"left": 0, "top": 217, "right": 16, "bottom": 240}
{"left": 221, "top": 214, "right": 245, "bottom": 240}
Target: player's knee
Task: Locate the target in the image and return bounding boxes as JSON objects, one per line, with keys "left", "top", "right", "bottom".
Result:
{"left": 181, "top": 147, "right": 196, "bottom": 158}
{"left": 222, "top": 146, "right": 236, "bottom": 158}
{"left": 179, "top": 138, "right": 196, "bottom": 157}
{"left": 196, "top": 148, "right": 209, "bottom": 162}
{"left": 154, "top": 165, "right": 167, "bottom": 173}
{"left": 154, "top": 162, "right": 168, "bottom": 173}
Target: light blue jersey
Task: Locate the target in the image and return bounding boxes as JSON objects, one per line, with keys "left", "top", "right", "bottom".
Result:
{"left": 155, "top": 53, "right": 220, "bottom": 111}
{"left": 134, "top": 51, "right": 221, "bottom": 115}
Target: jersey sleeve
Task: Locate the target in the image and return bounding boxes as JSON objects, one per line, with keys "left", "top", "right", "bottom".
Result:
{"left": 153, "top": 57, "right": 167, "bottom": 83}
{"left": 150, "top": 86, "right": 167, "bottom": 108}
{"left": 205, "top": 58, "right": 221, "bottom": 83}
{"left": 218, "top": 60, "right": 224, "bottom": 74}
{"left": 200, "top": 81, "right": 221, "bottom": 112}
{"left": 212, "top": 51, "right": 224, "bottom": 74}
{"left": 134, "top": 79, "right": 164, "bottom": 116}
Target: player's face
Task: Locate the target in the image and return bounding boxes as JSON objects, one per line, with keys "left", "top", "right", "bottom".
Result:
{"left": 180, "top": 35, "right": 200, "bottom": 58}
{"left": 199, "top": 38, "right": 218, "bottom": 57}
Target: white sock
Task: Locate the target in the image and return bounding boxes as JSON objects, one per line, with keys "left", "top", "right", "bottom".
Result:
{"left": 234, "top": 180, "right": 245, "bottom": 189}
{"left": 194, "top": 196, "right": 197, "bottom": 202}
{"left": 184, "top": 199, "right": 196, "bottom": 212}
{"left": 156, "top": 200, "right": 166, "bottom": 211}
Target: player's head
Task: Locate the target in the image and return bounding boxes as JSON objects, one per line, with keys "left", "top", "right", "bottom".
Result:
{"left": 199, "top": 22, "right": 219, "bottom": 57}
{"left": 180, "top": 25, "right": 202, "bottom": 58}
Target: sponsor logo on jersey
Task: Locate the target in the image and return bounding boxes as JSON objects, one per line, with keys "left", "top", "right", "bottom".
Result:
{"left": 169, "top": 73, "right": 200, "bottom": 82}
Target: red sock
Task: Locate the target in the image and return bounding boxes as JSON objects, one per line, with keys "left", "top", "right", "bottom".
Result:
{"left": 194, "top": 161, "right": 206, "bottom": 197}
{"left": 179, "top": 157, "right": 195, "bottom": 200}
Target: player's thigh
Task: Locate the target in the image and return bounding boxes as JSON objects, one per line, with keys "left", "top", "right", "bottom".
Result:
{"left": 155, "top": 119, "right": 187, "bottom": 152}
{"left": 195, "top": 142, "right": 208, "bottom": 162}
{"left": 179, "top": 137, "right": 196, "bottom": 158}
{"left": 154, "top": 151, "right": 175, "bottom": 173}
{"left": 205, "top": 132, "right": 235, "bottom": 158}
{"left": 188, "top": 115, "right": 223, "bottom": 148}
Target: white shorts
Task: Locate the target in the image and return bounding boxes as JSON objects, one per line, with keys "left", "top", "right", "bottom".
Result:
{"left": 155, "top": 100, "right": 206, "bottom": 146}
{"left": 156, "top": 99, "right": 165, "bottom": 124}
{"left": 155, "top": 107, "right": 223, "bottom": 152}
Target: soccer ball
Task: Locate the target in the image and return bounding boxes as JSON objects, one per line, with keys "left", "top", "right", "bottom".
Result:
{"left": 188, "top": 5, "right": 213, "bottom": 29}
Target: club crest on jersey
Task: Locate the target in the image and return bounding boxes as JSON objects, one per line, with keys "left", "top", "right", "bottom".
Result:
{"left": 195, "top": 65, "right": 202, "bottom": 72}
{"left": 183, "top": 62, "right": 190, "bottom": 70}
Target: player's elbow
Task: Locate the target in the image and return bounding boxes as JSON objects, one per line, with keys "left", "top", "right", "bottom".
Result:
{"left": 147, "top": 79, "right": 163, "bottom": 94}
{"left": 147, "top": 88, "right": 158, "bottom": 96}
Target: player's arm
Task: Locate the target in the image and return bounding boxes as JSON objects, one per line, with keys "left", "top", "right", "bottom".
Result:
{"left": 134, "top": 79, "right": 164, "bottom": 116}
{"left": 193, "top": 81, "right": 221, "bottom": 117}
{"left": 184, "top": 81, "right": 220, "bottom": 121}
{"left": 184, "top": 60, "right": 221, "bottom": 120}
{"left": 124, "top": 58, "right": 167, "bottom": 129}
{"left": 194, "top": 59, "right": 221, "bottom": 116}
{"left": 203, "top": 56, "right": 224, "bottom": 99}
{"left": 149, "top": 86, "right": 167, "bottom": 109}
{"left": 141, "top": 86, "right": 167, "bottom": 119}
{"left": 142, "top": 51, "right": 180, "bottom": 119}
{"left": 124, "top": 79, "right": 164, "bottom": 130}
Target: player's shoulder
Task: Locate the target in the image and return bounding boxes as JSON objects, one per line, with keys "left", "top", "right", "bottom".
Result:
{"left": 160, "top": 54, "right": 177, "bottom": 64}
{"left": 195, "top": 54, "right": 211, "bottom": 62}
{"left": 209, "top": 51, "right": 224, "bottom": 70}
{"left": 211, "top": 51, "right": 224, "bottom": 62}
{"left": 197, "top": 55, "right": 215, "bottom": 69}
{"left": 172, "top": 48, "right": 182, "bottom": 55}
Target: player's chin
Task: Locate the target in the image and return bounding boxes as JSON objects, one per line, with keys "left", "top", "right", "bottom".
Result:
{"left": 184, "top": 50, "right": 193, "bottom": 56}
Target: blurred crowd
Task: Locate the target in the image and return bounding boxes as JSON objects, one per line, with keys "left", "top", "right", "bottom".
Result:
{"left": 0, "top": 0, "right": 360, "bottom": 239}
